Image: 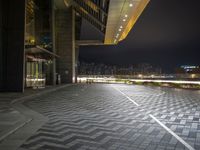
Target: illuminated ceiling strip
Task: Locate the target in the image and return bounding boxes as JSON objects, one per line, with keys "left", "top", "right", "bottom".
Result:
{"left": 104, "top": 0, "right": 150, "bottom": 45}
{"left": 119, "top": 0, "right": 150, "bottom": 41}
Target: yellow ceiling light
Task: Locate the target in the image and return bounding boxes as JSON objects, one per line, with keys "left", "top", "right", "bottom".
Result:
{"left": 119, "top": 0, "right": 150, "bottom": 42}
{"left": 104, "top": 0, "right": 150, "bottom": 45}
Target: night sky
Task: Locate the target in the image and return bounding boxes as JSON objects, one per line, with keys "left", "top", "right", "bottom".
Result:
{"left": 79, "top": 0, "right": 200, "bottom": 73}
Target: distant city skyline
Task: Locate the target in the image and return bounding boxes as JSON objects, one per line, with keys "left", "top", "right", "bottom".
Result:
{"left": 78, "top": 62, "right": 161, "bottom": 76}
{"left": 78, "top": 62, "right": 200, "bottom": 81}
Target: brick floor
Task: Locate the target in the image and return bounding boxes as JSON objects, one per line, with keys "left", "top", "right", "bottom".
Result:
{"left": 0, "top": 85, "right": 69, "bottom": 144}
{"left": 115, "top": 85, "right": 200, "bottom": 149}
{"left": 15, "top": 84, "right": 200, "bottom": 150}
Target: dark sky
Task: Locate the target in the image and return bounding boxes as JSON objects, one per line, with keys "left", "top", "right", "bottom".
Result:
{"left": 79, "top": 0, "right": 200, "bottom": 73}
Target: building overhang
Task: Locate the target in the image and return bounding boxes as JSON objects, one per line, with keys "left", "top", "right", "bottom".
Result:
{"left": 104, "top": 0, "right": 150, "bottom": 45}
{"left": 54, "top": 0, "right": 150, "bottom": 45}
{"left": 25, "top": 45, "right": 59, "bottom": 61}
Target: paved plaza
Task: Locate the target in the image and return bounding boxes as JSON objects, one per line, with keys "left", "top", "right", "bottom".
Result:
{"left": 0, "top": 84, "right": 200, "bottom": 150}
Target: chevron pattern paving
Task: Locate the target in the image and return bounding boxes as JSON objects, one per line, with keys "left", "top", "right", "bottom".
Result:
{"left": 115, "top": 85, "right": 200, "bottom": 150}
{"left": 17, "top": 84, "right": 200, "bottom": 150}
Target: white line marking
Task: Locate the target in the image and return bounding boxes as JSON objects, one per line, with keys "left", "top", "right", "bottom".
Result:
{"left": 112, "top": 86, "right": 140, "bottom": 106}
{"left": 149, "top": 114, "right": 195, "bottom": 150}
{"left": 112, "top": 85, "right": 195, "bottom": 150}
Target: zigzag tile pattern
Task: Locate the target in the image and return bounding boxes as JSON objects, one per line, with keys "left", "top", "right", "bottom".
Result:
{"left": 18, "top": 84, "right": 191, "bottom": 150}
{"left": 115, "top": 84, "right": 200, "bottom": 149}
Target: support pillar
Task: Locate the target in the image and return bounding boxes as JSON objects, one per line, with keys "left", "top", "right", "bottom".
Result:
{"left": 51, "top": 0, "right": 57, "bottom": 85}
{"left": 75, "top": 46, "right": 79, "bottom": 83}
{"left": 0, "top": 0, "right": 26, "bottom": 92}
{"left": 0, "top": 0, "right": 3, "bottom": 90}
{"left": 55, "top": 8, "right": 76, "bottom": 83}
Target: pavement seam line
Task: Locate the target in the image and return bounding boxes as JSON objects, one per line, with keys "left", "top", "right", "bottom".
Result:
{"left": 0, "top": 118, "right": 32, "bottom": 142}
{"left": 112, "top": 85, "right": 195, "bottom": 150}
{"left": 149, "top": 114, "right": 195, "bottom": 150}
{"left": 112, "top": 86, "right": 140, "bottom": 106}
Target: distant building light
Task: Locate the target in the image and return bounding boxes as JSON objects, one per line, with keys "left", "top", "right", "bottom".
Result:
{"left": 191, "top": 74, "right": 196, "bottom": 78}
{"left": 138, "top": 74, "right": 143, "bottom": 78}
{"left": 151, "top": 75, "right": 155, "bottom": 78}
{"left": 181, "top": 65, "right": 199, "bottom": 69}
{"left": 123, "top": 19, "right": 126, "bottom": 22}
{"left": 125, "top": 14, "right": 128, "bottom": 18}
{"left": 129, "top": 3, "right": 133, "bottom": 7}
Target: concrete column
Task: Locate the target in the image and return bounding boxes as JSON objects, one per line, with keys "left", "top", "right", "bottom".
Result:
{"left": 34, "top": 0, "right": 56, "bottom": 86}
{"left": 55, "top": 8, "right": 76, "bottom": 83}
{"left": 51, "top": 0, "right": 57, "bottom": 85}
{"left": 75, "top": 46, "right": 79, "bottom": 83}
{"left": 0, "top": 0, "right": 3, "bottom": 90}
{"left": 0, "top": 0, "right": 26, "bottom": 92}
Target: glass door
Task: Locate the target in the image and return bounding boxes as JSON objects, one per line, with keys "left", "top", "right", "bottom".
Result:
{"left": 26, "top": 61, "right": 46, "bottom": 88}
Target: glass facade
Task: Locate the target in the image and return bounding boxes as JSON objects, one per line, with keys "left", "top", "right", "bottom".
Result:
{"left": 25, "top": 0, "right": 54, "bottom": 88}
{"left": 73, "top": 0, "right": 109, "bottom": 33}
